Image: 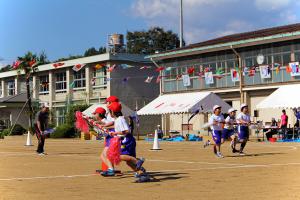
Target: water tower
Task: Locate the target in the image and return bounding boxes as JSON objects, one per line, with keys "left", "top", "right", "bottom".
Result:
{"left": 107, "top": 33, "right": 125, "bottom": 53}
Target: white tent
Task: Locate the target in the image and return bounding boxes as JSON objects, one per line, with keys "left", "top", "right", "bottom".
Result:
{"left": 137, "top": 92, "right": 231, "bottom": 115}
{"left": 83, "top": 102, "right": 134, "bottom": 118}
{"left": 256, "top": 84, "right": 300, "bottom": 109}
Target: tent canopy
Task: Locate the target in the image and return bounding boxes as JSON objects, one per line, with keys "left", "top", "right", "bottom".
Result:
{"left": 83, "top": 102, "right": 134, "bottom": 117}
{"left": 137, "top": 92, "right": 231, "bottom": 115}
{"left": 256, "top": 84, "right": 300, "bottom": 109}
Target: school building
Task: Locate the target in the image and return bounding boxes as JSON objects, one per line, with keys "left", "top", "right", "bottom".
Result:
{"left": 0, "top": 53, "right": 160, "bottom": 134}
{"left": 147, "top": 23, "right": 300, "bottom": 134}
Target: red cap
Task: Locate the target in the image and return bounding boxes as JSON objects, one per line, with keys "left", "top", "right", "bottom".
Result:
{"left": 108, "top": 102, "right": 122, "bottom": 112}
{"left": 105, "top": 96, "right": 119, "bottom": 103}
{"left": 93, "top": 107, "right": 106, "bottom": 115}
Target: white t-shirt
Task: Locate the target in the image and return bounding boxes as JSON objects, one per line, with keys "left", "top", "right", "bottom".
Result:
{"left": 106, "top": 113, "right": 115, "bottom": 123}
{"left": 114, "top": 116, "right": 130, "bottom": 133}
{"left": 236, "top": 112, "right": 251, "bottom": 125}
{"left": 224, "top": 116, "right": 235, "bottom": 130}
{"left": 209, "top": 114, "right": 224, "bottom": 131}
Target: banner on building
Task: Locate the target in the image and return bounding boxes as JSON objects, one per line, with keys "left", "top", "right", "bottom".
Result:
{"left": 72, "top": 64, "right": 86, "bottom": 72}
{"left": 289, "top": 62, "right": 300, "bottom": 76}
{"left": 182, "top": 74, "right": 191, "bottom": 87}
{"left": 230, "top": 69, "right": 240, "bottom": 82}
{"left": 260, "top": 65, "right": 271, "bottom": 79}
{"left": 205, "top": 72, "right": 214, "bottom": 85}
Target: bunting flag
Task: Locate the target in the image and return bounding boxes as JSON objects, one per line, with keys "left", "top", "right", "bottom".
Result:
{"left": 205, "top": 72, "right": 214, "bottom": 85}
{"left": 95, "top": 64, "right": 105, "bottom": 70}
{"left": 273, "top": 63, "right": 281, "bottom": 74}
{"left": 230, "top": 69, "right": 240, "bottom": 82}
{"left": 248, "top": 68, "right": 256, "bottom": 77}
{"left": 72, "top": 64, "right": 85, "bottom": 72}
{"left": 289, "top": 62, "right": 300, "bottom": 76}
{"left": 155, "top": 67, "right": 165, "bottom": 72}
{"left": 120, "top": 64, "right": 129, "bottom": 69}
{"left": 243, "top": 67, "right": 248, "bottom": 76}
{"left": 12, "top": 60, "right": 22, "bottom": 69}
{"left": 165, "top": 67, "right": 172, "bottom": 71}
{"left": 108, "top": 64, "right": 116, "bottom": 72}
{"left": 28, "top": 59, "right": 37, "bottom": 67}
{"left": 214, "top": 67, "right": 224, "bottom": 79}
{"left": 140, "top": 66, "right": 152, "bottom": 70}
{"left": 260, "top": 65, "right": 271, "bottom": 79}
{"left": 91, "top": 78, "right": 96, "bottom": 86}
{"left": 144, "top": 76, "right": 154, "bottom": 83}
{"left": 187, "top": 66, "right": 195, "bottom": 75}
{"left": 204, "top": 67, "right": 210, "bottom": 72}
{"left": 53, "top": 62, "right": 64, "bottom": 68}
{"left": 182, "top": 74, "right": 191, "bottom": 87}
{"left": 156, "top": 76, "right": 161, "bottom": 83}
{"left": 106, "top": 77, "right": 112, "bottom": 82}
{"left": 286, "top": 65, "right": 292, "bottom": 73}
{"left": 176, "top": 74, "right": 182, "bottom": 80}
{"left": 122, "top": 77, "right": 129, "bottom": 84}
{"left": 197, "top": 72, "right": 204, "bottom": 80}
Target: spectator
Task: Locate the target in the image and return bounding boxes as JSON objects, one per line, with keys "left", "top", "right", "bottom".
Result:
{"left": 293, "top": 108, "right": 300, "bottom": 128}
{"left": 157, "top": 125, "right": 163, "bottom": 139}
{"left": 265, "top": 118, "right": 278, "bottom": 141}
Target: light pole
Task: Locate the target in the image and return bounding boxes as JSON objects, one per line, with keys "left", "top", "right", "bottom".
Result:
{"left": 231, "top": 45, "right": 244, "bottom": 104}
{"left": 180, "top": 0, "right": 184, "bottom": 48}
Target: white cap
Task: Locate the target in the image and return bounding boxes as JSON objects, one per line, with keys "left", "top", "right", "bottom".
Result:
{"left": 240, "top": 103, "right": 248, "bottom": 110}
{"left": 228, "top": 108, "right": 237, "bottom": 113}
{"left": 213, "top": 105, "right": 221, "bottom": 112}
{"left": 42, "top": 102, "right": 50, "bottom": 108}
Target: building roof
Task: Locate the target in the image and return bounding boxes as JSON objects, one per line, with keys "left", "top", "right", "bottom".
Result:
{"left": 148, "top": 23, "right": 300, "bottom": 59}
{"left": 0, "top": 93, "right": 37, "bottom": 103}
{"left": 0, "top": 53, "right": 151, "bottom": 79}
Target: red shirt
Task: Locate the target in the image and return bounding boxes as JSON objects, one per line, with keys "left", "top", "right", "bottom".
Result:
{"left": 281, "top": 114, "right": 288, "bottom": 126}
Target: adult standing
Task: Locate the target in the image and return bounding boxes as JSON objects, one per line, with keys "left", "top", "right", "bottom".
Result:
{"left": 34, "top": 103, "right": 49, "bottom": 155}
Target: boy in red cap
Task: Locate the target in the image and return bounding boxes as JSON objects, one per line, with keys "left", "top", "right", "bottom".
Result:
{"left": 104, "top": 102, "right": 149, "bottom": 182}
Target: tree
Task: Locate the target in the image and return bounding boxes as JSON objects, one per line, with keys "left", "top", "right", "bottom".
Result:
{"left": 126, "top": 27, "right": 184, "bottom": 54}
{"left": 84, "top": 46, "right": 106, "bottom": 57}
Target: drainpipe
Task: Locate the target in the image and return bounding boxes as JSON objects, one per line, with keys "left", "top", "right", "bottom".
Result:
{"left": 231, "top": 45, "right": 244, "bottom": 104}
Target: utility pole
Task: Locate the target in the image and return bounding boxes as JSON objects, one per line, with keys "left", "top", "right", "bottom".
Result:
{"left": 180, "top": 0, "right": 184, "bottom": 48}
{"left": 231, "top": 45, "right": 244, "bottom": 104}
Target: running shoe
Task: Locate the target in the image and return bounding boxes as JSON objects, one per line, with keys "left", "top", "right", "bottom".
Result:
{"left": 38, "top": 152, "right": 46, "bottom": 156}
{"left": 216, "top": 152, "right": 224, "bottom": 158}
{"left": 101, "top": 169, "right": 115, "bottom": 177}
{"left": 232, "top": 148, "right": 239, "bottom": 153}
{"left": 239, "top": 152, "right": 246, "bottom": 156}
{"left": 136, "top": 158, "right": 145, "bottom": 170}
{"left": 203, "top": 140, "right": 210, "bottom": 148}
{"left": 136, "top": 173, "right": 151, "bottom": 183}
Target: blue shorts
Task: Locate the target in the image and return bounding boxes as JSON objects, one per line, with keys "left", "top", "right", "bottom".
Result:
{"left": 222, "top": 129, "right": 234, "bottom": 139}
{"left": 212, "top": 130, "right": 222, "bottom": 145}
{"left": 238, "top": 126, "right": 249, "bottom": 140}
{"left": 104, "top": 128, "right": 115, "bottom": 147}
{"left": 121, "top": 134, "right": 136, "bottom": 157}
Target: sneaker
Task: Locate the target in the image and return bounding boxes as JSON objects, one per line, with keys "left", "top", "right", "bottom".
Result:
{"left": 101, "top": 169, "right": 115, "bottom": 177}
{"left": 232, "top": 148, "right": 239, "bottom": 153}
{"left": 203, "top": 140, "right": 210, "bottom": 148}
{"left": 239, "top": 152, "right": 246, "bottom": 156}
{"left": 136, "top": 173, "right": 151, "bottom": 183}
{"left": 38, "top": 152, "right": 46, "bottom": 156}
{"left": 136, "top": 158, "right": 145, "bottom": 170}
{"left": 216, "top": 152, "right": 224, "bottom": 158}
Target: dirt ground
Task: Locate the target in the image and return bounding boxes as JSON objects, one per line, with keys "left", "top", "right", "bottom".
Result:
{"left": 0, "top": 136, "right": 300, "bottom": 200}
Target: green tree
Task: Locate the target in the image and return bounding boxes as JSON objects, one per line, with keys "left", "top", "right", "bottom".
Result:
{"left": 126, "top": 27, "right": 183, "bottom": 54}
{"left": 84, "top": 46, "right": 106, "bottom": 57}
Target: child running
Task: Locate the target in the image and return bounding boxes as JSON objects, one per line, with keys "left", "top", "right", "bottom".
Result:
{"left": 222, "top": 108, "right": 238, "bottom": 153}
{"left": 101, "top": 101, "right": 148, "bottom": 181}
{"left": 209, "top": 105, "right": 225, "bottom": 158}
{"left": 236, "top": 104, "right": 251, "bottom": 156}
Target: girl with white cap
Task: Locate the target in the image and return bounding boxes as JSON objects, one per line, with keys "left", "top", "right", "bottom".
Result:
{"left": 236, "top": 104, "right": 251, "bottom": 155}
{"left": 209, "top": 105, "right": 225, "bottom": 158}
{"left": 222, "top": 108, "right": 238, "bottom": 153}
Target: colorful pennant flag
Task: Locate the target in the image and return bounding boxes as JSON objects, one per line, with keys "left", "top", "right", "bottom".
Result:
{"left": 72, "top": 64, "right": 85, "bottom": 72}
{"left": 95, "top": 64, "right": 105, "bottom": 70}
{"left": 145, "top": 76, "right": 154, "bottom": 83}
{"left": 12, "top": 60, "right": 22, "bottom": 69}
{"left": 155, "top": 67, "right": 165, "bottom": 72}
{"left": 140, "top": 66, "right": 152, "bottom": 70}
{"left": 214, "top": 67, "right": 224, "bottom": 79}
{"left": 53, "top": 62, "right": 64, "bottom": 68}
{"left": 289, "top": 62, "right": 300, "bottom": 76}
{"left": 248, "top": 68, "right": 256, "bottom": 77}
{"left": 108, "top": 64, "right": 116, "bottom": 72}
{"left": 231, "top": 69, "right": 239, "bottom": 82}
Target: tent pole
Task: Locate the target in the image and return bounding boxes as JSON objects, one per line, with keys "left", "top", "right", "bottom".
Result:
{"left": 181, "top": 113, "right": 183, "bottom": 136}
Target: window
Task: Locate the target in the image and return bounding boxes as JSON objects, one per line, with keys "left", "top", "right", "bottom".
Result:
{"left": 55, "top": 72, "right": 67, "bottom": 92}
{"left": 39, "top": 75, "right": 49, "bottom": 94}
{"left": 7, "top": 80, "right": 15, "bottom": 96}
{"left": 92, "top": 68, "right": 107, "bottom": 86}
{"left": 55, "top": 107, "right": 66, "bottom": 126}
{"left": 74, "top": 70, "right": 86, "bottom": 88}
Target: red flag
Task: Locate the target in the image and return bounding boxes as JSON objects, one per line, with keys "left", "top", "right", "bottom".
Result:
{"left": 72, "top": 64, "right": 86, "bottom": 72}
{"left": 108, "top": 64, "right": 116, "bottom": 72}
{"left": 286, "top": 65, "right": 292, "bottom": 73}
{"left": 155, "top": 67, "right": 165, "bottom": 72}
{"left": 248, "top": 69, "right": 255, "bottom": 77}
{"left": 12, "top": 60, "right": 22, "bottom": 69}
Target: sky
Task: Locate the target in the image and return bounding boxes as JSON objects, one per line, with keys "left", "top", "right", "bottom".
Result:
{"left": 1, "top": 0, "right": 300, "bottom": 65}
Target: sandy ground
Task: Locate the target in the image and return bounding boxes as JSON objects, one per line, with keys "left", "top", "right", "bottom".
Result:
{"left": 0, "top": 136, "right": 300, "bottom": 200}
